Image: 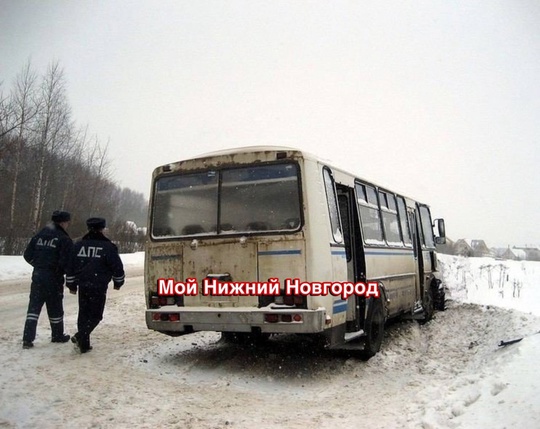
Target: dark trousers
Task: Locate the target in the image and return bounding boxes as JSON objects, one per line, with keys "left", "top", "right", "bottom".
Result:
{"left": 77, "top": 285, "right": 108, "bottom": 350}
{"left": 23, "top": 272, "right": 65, "bottom": 342}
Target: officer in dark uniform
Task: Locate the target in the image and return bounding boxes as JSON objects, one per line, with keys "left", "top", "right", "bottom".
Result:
{"left": 22, "top": 210, "right": 73, "bottom": 349}
{"left": 67, "top": 217, "right": 125, "bottom": 353}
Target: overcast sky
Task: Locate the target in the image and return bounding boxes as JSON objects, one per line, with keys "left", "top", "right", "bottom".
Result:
{"left": 2, "top": 1, "right": 539, "bottom": 247}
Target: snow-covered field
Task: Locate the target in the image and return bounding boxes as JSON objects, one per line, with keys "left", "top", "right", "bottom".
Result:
{"left": 0, "top": 253, "right": 539, "bottom": 428}
{"left": 0, "top": 252, "right": 145, "bottom": 282}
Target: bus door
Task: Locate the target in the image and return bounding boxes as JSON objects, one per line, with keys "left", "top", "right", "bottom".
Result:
{"left": 336, "top": 184, "right": 366, "bottom": 332}
{"left": 408, "top": 209, "right": 423, "bottom": 303}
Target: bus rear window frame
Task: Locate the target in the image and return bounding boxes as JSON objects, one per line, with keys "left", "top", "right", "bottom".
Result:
{"left": 150, "top": 160, "right": 304, "bottom": 240}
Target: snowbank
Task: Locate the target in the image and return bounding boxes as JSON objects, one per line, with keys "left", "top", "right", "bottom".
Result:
{"left": 0, "top": 252, "right": 145, "bottom": 282}
{"left": 439, "top": 254, "right": 540, "bottom": 316}
{"left": 0, "top": 256, "right": 33, "bottom": 281}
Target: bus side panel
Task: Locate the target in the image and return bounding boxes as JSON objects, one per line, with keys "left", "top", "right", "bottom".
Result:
{"left": 364, "top": 248, "right": 416, "bottom": 316}
{"left": 303, "top": 159, "right": 348, "bottom": 329}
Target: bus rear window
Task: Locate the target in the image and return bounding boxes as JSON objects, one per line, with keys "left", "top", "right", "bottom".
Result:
{"left": 152, "top": 163, "right": 301, "bottom": 238}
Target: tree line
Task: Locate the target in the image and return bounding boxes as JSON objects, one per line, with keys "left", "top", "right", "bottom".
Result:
{"left": 0, "top": 61, "right": 147, "bottom": 255}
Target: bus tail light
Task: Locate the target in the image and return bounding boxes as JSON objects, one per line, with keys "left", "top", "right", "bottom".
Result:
{"left": 265, "top": 314, "right": 279, "bottom": 323}
{"left": 264, "top": 313, "right": 303, "bottom": 323}
{"left": 152, "top": 313, "right": 180, "bottom": 322}
{"left": 149, "top": 293, "right": 184, "bottom": 309}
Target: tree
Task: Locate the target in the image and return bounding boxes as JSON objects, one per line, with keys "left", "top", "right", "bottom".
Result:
{"left": 5, "top": 62, "right": 40, "bottom": 252}
{"left": 31, "top": 61, "right": 72, "bottom": 231}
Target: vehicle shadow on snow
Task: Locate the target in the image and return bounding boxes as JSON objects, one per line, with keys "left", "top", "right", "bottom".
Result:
{"left": 161, "top": 319, "right": 414, "bottom": 382}
{"left": 165, "top": 336, "right": 349, "bottom": 381}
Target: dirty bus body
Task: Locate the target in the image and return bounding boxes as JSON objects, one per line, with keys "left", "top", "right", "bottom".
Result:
{"left": 145, "top": 147, "right": 446, "bottom": 358}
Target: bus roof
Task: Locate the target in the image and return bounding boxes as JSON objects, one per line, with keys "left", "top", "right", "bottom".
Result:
{"left": 157, "top": 145, "right": 427, "bottom": 206}
{"left": 180, "top": 145, "right": 310, "bottom": 160}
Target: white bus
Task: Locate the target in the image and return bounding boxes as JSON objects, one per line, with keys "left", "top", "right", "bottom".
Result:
{"left": 145, "top": 147, "right": 446, "bottom": 358}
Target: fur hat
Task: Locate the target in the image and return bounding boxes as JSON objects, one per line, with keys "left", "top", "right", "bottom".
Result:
{"left": 51, "top": 210, "right": 71, "bottom": 223}
{"left": 86, "top": 217, "right": 106, "bottom": 230}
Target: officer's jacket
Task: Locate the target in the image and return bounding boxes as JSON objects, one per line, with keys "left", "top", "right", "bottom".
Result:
{"left": 23, "top": 223, "right": 72, "bottom": 275}
{"left": 68, "top": 231, "right": 125, "bottom": 289}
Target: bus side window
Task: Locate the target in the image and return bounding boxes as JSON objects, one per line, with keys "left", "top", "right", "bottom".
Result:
{"left": 323, "top": 167, "right": 343, "bottom": 243}
{"left": 379, "top": 191, "right": 402, "bottom": 245}
{"left": 397, "top": 196, "right": 412, "bottom": 246}
{"left": 356, "top": 183, "right": 384, "bottom": 244}
{"left": 418, "top": 205, "right": 435, "bottom": 248}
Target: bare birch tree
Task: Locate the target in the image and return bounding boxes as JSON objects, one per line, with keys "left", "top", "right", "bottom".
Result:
{"left": 31, "top": 61, "right": 72, "bottom": 230}
{"left": 85, "top": 137, "right": 112, "bottom": 215}
{"left": 6, "top": 62, "right": 41, "bottom": 249}
{"left": 59, "top": 125, "right": 89, "bottom": 208}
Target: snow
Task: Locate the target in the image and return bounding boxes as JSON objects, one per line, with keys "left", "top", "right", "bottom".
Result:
{"left": 1, "top": 253, "right": 539, "bottom": 428}
{"left": 0, "top": 256, "right": 33, "bottom": 282}
{"left": 0, "top": 252, "right": 145, "bottom": 282}
{"left": 438, "top": 254, "right": 540, "bottom": 316}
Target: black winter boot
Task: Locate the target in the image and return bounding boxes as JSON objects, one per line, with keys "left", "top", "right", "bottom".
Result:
{"left": 51, "top": 334, "right": 70, "bottom": 343}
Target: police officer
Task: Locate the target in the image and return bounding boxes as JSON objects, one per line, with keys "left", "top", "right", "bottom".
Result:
{"left": 67, "top": 217, "right": 125, "bottom": 353}
{"left": 22, "top": 210, "right": 73, "bottom": 349}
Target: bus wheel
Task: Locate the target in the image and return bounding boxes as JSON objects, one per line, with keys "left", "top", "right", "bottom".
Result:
{"left": 420, "top": 286, "right": 435, "bottom": 324}
{"left": 360, "top": 298, "right": 385, "bottom": 361}
{"left": 433, "top": 282, "right": 446, "bottom": 311}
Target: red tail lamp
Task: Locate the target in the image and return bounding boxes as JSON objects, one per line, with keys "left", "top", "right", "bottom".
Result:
{"left": 264, "top": 314, "right": 279, "bottom": 323}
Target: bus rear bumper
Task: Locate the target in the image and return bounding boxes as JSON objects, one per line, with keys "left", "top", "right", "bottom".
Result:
{"left": 146, "top": 307, "right": 327, "bottom": 334}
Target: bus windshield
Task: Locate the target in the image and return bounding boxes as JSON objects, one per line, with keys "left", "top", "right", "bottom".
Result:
{"left": 151, "top": 162, "right": 301, "bottom": 238}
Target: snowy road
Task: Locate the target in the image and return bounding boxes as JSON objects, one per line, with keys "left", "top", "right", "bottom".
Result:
{"left": 0, "top": 267, "right": 144, "bottom": 331}
{"left": 1, "top": 261, "right": 539, "bottom": 428}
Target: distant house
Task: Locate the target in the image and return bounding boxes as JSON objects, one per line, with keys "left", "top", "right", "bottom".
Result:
{"left": 453, "top": 239, "right": 473, "bottom": 257}
{"left": 469, "top": 240, "right": 492, "bottom": 257}
{"left": 492, "top": 247, "right": 517, "bottom": 261}
{"left": 513, "top": 247, "right": 540, "bottom": 261}
{"left": 454, "top": 239, "right": 492, "bottom": 258}
{"left": 527, "top": 248, "right": 540, "bottom": 261}
{"left": 512, "top": 248, "right": 528, "bottom": 261}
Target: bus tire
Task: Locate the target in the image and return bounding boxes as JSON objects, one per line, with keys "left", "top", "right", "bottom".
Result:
{"left": 433, "top": 282, "right": 446, "bottom": 311}
{"left": 420, "top": 285, "right": 435, "bottom": 324}
{"left": 360, "top": 298, "right": 385, "bottom": 360}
